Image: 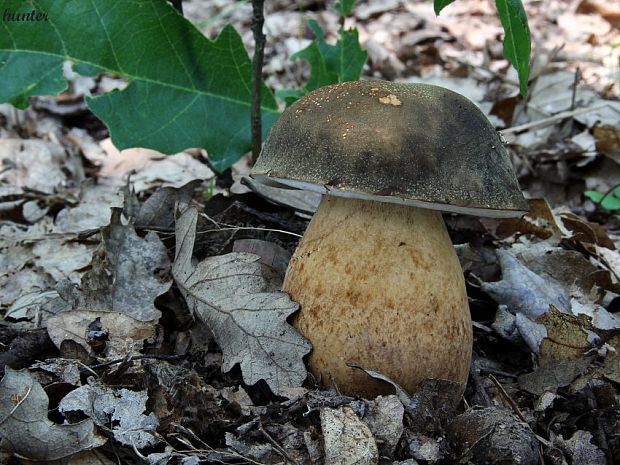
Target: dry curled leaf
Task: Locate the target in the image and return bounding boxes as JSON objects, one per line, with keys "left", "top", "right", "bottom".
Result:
{"left": 46, "top": 310, "right": 157, "bottom": 358}
{"left": 55, "top": 209, "right": 172, "bottom": 322}
{"left": 519, "top": 307, "right": 595, "bottom": 394}
{"left": 447, "top": 407, "right": 538, "bottom": 465}
{"left": 481, "top": 249, "right": 570, "bottom": 318}
{"left": 101, "top": 210, "right": 172, "bottom": 321}
{"left": 59, "top": 380, "right": 158, "bottom": 449}
{"left": 172, "top": 204, "right": 311, "bottom": 395}
{"left": 363, "top": 395, "right": 404, "bottom": 456}
{"left": 554, "top": 430, "right": 607, "bottom": 465}
{"left": 320, "top": 406, "right": 379, "bottom": 465}
{"left": 0, "top": 368, "right": 105, "bottom": 460}
{"left": 494, "top": 198, "right": 568, "bottom": 240}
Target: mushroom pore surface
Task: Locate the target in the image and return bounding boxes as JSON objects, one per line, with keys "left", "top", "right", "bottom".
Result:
{"left": 284, "top": 196, "right": 472, "bottom": 398}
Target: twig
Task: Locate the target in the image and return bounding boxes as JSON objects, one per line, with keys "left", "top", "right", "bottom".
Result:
{"left": 489, "top": 374, "right": 526, "bottom": 422}
{"left": 198, "top": 212, "right": 303, "bottom": 237}
{"left": 489, "top": 375, "right": 547, "bottom": 465}
{"left": 500, "top": 103, "right": 608, "bottom": 135}
{"left": 251, "top": 0, "right": 266, "bottom": 164}
{"left": 87, "top": 354, "right": 182, "bottom": 371}
{"left": 197, "top": 226, "right": 302, "bottom": 238}
{"left": 259, "top": 424, "right": 297, "bottom": 464}
{"left": 570, "top": 67, "right": 580, "bottom": 111}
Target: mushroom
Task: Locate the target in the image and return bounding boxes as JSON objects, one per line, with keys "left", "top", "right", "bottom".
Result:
{"left": 250, "top": 80, "right": 527, "bottom": 398}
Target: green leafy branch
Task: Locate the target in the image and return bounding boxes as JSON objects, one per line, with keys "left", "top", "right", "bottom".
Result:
{"left": 0, "top": 0, "right": 279, "bottom": 172}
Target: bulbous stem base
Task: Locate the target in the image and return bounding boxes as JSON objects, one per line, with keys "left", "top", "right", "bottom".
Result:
{"left": 283, "top": 196, "right": 472, "bottom": 397}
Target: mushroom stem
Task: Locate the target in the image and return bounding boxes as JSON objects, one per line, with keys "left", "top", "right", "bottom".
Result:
{"left": 284, "top": 196, "right": 472, "bottom": 397}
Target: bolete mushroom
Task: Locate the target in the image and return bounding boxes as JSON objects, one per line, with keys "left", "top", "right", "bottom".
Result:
{"left": 250, "top": 80, "right": 527, "bottom": 398}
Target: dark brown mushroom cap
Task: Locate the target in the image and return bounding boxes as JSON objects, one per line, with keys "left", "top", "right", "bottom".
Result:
{"left": 251, "top": 80, "right": 528, "bottom": 218}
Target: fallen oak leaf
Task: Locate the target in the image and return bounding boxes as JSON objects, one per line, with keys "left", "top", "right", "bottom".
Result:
{"left": 0, "top": 368, "right": 105, "bottom": 460}
{"left": 348, "top": 365, "right": 461, "bottom": 434}
{"left": 518, "top": 306, "right": 596, "bottom": 395}
{"left": 320, "top": 406, "right": 378, "bottom": 465}
{"left": 56, "top": 208, "right": 172, "bottom": 322}
{"left": 46, "top": 310, "right": 157, "bottom": 359}
{"left": 558, "top": 212, "right": 616, "bottom": 250}
{"left": 172, "top": 204, "right": 311, "bottom": 395}
{"left": 481, "top": 249, "right": 570, "bottom": 318}
{"left": 494, "top": 198, "right": 569, "bottom": 241}
{"left": 59, "top": 380, "right": 158, "bottom": 449}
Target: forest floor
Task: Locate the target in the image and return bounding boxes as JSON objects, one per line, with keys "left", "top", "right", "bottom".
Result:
{"left": 0, "top": 0, "right": 620, "bottom": 463}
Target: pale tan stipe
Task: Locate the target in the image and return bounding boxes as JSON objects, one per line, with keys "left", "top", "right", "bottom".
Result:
{"left": 283, "top": 196, "right": 472, "bottom": 398}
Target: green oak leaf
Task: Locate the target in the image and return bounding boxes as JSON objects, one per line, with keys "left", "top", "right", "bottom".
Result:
{"left": 275, "top": 88, "right": 305, "bottom": 107}
{"left": 286, "top": 19, "right": 367, "bottom": 104}
{"left": 495, "top": 0, "right": 531, "bottom": 96}
{"left": 335, "top": 0, "right": 357, "bottom": 16}
{"left": 0, "top": 52, "right": 66, "bottom": 109}
{"left": 0, "top": 0, "right": 279, "bottom": 172}
{"left": 434, "top": 0, "right": 457, "bottom": 15}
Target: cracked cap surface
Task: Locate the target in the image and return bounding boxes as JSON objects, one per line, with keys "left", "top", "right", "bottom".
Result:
{"left": 251, "top": 80, "right": 528, "bottom": 218}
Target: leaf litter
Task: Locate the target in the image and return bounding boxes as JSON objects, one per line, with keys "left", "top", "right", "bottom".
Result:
{"left": 0, "top": 0, "right": 620, "bottom": 463}
{"left": 172, "top": 204, "right": 311, "bottom": 395}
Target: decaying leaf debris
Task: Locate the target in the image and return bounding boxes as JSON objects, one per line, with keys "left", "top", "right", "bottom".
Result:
{"left": 1, "top": 0, "right": 620, "bottom": 463}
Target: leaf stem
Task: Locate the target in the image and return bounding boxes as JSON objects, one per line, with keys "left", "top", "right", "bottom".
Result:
{"left": 251, "top": 0, "right": 266, "bottom": 164}
{"left": 595, "top": 182, "right": 620, "bottom": 210}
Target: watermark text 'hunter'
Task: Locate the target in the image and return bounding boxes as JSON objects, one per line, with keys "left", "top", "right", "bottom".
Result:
{"left": 3, "top": 9, "right": 49, "bottom": 22}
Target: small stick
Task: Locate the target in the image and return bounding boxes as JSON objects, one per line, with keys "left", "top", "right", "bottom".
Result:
{"left": 251, "top": 0, "right": 266, "bottom": 164}
{"left": 259, "top": 424, "right": 297, "bottom": 464}
{"left": 87, "top": 354, "right": 182, "bottom": 370}
{"left": 198, "top": 212, "right": 303, "bottom": 237}
{"left": 489, "top": 375, "right": 547, "bottom": 464}
{"left": 489, "top": 374, "right": 526, "bottom": 422}
{"left": 501, "top": 103, "right": 608, "bottom": 135}
{"left": 570, "top": 67, "right": 580, "bottom": 111}
{"left": 197, "top": 226, "right": 303, "bottom": 238}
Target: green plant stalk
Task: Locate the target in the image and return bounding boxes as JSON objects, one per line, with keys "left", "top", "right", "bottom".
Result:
{"left": 590, "top": 182, "right": 620, "bottom": 211}
{"left": 599, "top": 183, "right": 620, "bottom": 202}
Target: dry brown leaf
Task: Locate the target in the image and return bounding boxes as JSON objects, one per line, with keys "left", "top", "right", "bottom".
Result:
{"left": 362, "top": 396, "right": 404, "bottom": 457}
{"left": 600, "top": 352, "right": 620, "bottom": 384}
{"left": 577, "top": 0, "right": 620, "bottom": 30}
{"left": 594, "top": 124, "right": 620, "bottom": 156}
{"left": 172, "top": 205, "right": 311, "bottom": 395}
{"left": 47, "top": 310, "right": 157, "bottom": 358}
{"left": 511, "top": 242, "right": 605, "bottom": 297}
{"left": 0, "top": 139, "right": 68, "bottom": 194}
{"left": 554, "top": 430, "right": 607, "bottom": 465}
{"left": 518, "top": 307, "right": 595, "bottom": 394}
{"left": 97, "top": 138, "right": 213, "bottom": 192}
{"left": 320, "top": 406, "right": 378, "bottom": 465}
{"left": 481, "top": 250, "right": 570, "bottom": 318}
{"left": 446, "top": 408, "right": 538, "bottom": 465}
{"left": 0, "top": 368, "right": 105, "bottom": 460}
{"left": 494, "top": 198, "right": 568, "bottom": 240}
{"left": 559, "top": 212, "right": 616, "bottom": 250}
{"left": 59, "top": 380, "right": 158, "bottom": 449}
